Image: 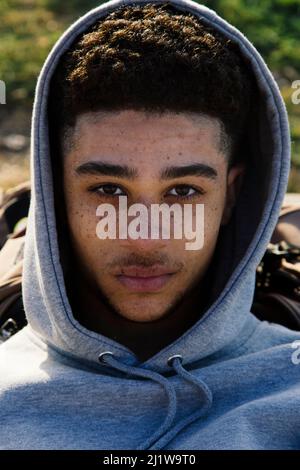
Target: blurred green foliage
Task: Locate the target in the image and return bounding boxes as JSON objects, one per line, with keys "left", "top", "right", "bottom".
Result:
{"left": 0, "top": 0, "right": 299, "bottom": 188}
{"left": 0, "top": 0, "right": 100, "bottom": 106}
{"left": 206, "top": 0, "right": 300, "bottom": 73}
{"left": 204, "top": 0, "right": 300, "bottom": 189}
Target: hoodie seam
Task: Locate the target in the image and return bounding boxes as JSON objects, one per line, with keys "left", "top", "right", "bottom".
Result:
{"left": 181, "top": 318, "right": 262, "bottom": 370}
{"left": 218, "top": 320, "right": 264, "bottom": 359}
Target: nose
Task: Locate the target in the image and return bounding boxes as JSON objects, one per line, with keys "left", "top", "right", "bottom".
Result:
{"left": 117, "top": 197, "right": 171, "bottom": 251}
{"left": 119, "top": 237, "right": 168, "bottom": 252}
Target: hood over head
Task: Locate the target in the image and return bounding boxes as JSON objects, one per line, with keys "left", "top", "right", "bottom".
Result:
{"left": 22, "top": 0, "right": 291, "bottom": 375}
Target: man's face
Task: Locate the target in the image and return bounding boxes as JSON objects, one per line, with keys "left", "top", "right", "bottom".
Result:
{"left": 63, "top": 110, "right": 243, "bottom": 322}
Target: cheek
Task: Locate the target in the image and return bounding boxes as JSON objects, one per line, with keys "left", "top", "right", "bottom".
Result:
{"left": 205, "top": 203, "right": 223, "bottom": 232}
{"left": 204, "top": 186, "right": 227, "bottom": 230}
{"left": 181, "top": 198, "right": 224, "bottom": 268}
{"left": 69, "top": 203, "right": 94, "bottom": 240}
{"left": 63, "top": 188, "right": 118, "bottom": 273}
{"left": 202, "top": 207, "right": 223, "bottom": 256}
{"left": 187, "top": 197, "right": 224, "bottom": 246}
{"left": 64, "top": 187, "right": 100, "bottom": 252}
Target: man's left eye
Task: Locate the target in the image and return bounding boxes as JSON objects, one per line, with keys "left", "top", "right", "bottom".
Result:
{"left": 167, "top": 186, "right": 199, "bottom": 198}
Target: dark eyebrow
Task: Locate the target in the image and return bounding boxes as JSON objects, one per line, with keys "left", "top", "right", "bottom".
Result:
{"left": 75, "top": 161, "right": 138, "bottom": 179}
{"left": 75, "top": 160, "right": 217, "bottom": 181}
{"left": 160, "top": 163, "right": 218, "bottom": 180}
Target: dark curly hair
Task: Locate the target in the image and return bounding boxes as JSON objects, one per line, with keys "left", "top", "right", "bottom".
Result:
{"left": 49, "top": 2, "right": 257, "bottom": 167}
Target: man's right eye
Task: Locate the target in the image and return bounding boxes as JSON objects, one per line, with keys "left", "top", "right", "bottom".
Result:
{"left": 90, "top": 184, "right": 126, "bottom": 196}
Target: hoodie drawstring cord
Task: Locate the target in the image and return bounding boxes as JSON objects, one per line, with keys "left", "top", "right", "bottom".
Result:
{"left": 98, "top": 351, "right": 213, "bottom": 450}
{"left": 148, "top": 355, "right": 213, "bottom": 450}
{"left": 98, "top": 351, "right": 177, "bottom": 448}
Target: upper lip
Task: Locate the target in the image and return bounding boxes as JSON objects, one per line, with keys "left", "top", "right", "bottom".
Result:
{"left": 115, "top": 266, "right": 176, "bottom": 278}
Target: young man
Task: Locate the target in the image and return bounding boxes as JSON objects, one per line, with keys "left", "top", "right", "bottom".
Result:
{"left": 0, "top": 0, "right": 300, "bottom": 450}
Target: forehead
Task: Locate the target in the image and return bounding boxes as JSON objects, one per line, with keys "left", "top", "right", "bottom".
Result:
{"left": 66, "top": 109, "right": 225, "bottom": 171}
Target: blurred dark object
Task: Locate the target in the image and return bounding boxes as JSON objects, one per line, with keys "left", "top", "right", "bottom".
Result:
{"left": 252, "top": 200, "right": 300, "bottom": 330}
{"left": 0, "top": 180, "right": 30, "bottom": 249}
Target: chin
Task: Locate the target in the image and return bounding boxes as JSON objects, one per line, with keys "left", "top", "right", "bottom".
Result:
{"left": 115, "top": 302, "right": 170, "bottom": 323}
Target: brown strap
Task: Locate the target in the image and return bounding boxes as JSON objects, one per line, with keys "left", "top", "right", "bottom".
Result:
{"left": 0, "top": 236, "right": 25, "bottom": 280}
{"left": 271, "top": 203, "right": 300, "bottom": 246}
{"left": 279, "top": 203, "right": 300, "bottom": 218}
{"left": 0, "top": 227, "right": 24, "bottom": 322}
